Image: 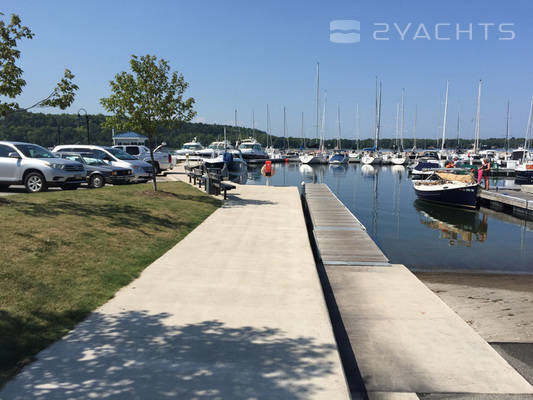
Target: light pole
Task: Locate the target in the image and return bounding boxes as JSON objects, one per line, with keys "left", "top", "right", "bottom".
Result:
{"left": 77, "top": 108, "right": 90, "bottom": 144}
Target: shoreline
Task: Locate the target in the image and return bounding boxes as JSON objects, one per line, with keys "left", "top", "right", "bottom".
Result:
{"left": 415, "top": 271, "right": 533, "bottom": 343}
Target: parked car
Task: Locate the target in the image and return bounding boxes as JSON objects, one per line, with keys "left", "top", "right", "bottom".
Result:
{"left": 52, "top": 145, "right": 153, "bottom": 182}
{"left": 0, "top": 141, "right": 86, "bottom": 193}
{"left": 112, "top": 144, "right": 174, "bottom": 173}
{"left": 56, "top": 152, "right": 134, "bottom": 188}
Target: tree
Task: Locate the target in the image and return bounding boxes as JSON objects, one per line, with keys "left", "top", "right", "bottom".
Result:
{"left": 100, "top": 54, "right": 196, "bottom": 190}
{"left": 0, "top": 13, "right": 78, "bottom": 116}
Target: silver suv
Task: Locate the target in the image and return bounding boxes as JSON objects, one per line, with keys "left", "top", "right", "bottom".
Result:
{"left": 0, "top": 141, "right": 86, "bottom": 193}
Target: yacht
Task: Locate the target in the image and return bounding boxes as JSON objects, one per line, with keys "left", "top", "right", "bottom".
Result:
{"left": 238, "top": 138, "right": 269, "bottom": 161}
{"left": 197, "top": 141, "right": 234, "bottom": 159}
{"left": 203, "top": 149, "right": 247, "bottom": 182}
{"left": 173, "top": 137, "right": 204, "bottom": 162}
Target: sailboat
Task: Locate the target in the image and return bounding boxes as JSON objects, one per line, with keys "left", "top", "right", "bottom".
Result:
{"left": 515, "top": 96, "right": 533, "bottom": 183}
{"left": 392, "top": 89, "right": 408, "bottom": 165}
{"left": 301, "top": 63, "right": 328, "bottom": 164}
{"left": 348, "top": 104, "right": 361, "bottom": 162}
{"left": 330, "top": 104, "right": 348, "bottom": 164}
{"left": 362, "top": 79, "right": 383, "bottom": 165}
{"left": 437, "top": 80, "right": 450, "bottom": 163}
{"left": 466, "top": 80, "right": 483, "bottom": 166}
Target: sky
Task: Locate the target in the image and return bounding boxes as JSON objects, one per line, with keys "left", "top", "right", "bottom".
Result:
{"left": 2, "top": 0, "right": 533, "bottom": 141}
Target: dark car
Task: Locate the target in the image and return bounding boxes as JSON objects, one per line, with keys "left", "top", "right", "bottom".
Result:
{"left": 57, "top": 152, "right": 133, "bottom": 188}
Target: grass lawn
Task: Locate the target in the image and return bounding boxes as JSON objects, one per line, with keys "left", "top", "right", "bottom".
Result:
{"left": 0, "top": 182, "right": 220, "bottom": 386}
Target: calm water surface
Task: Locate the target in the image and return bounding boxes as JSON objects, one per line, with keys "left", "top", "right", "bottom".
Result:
{"left": 244, "top": 163, "right": 533, "bottom": 274}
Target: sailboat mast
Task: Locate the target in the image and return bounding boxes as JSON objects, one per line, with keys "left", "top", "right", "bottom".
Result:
{"left": 283, "top": 106, "right": 288, "bottom": 150}
{"left": 525, "top": 97, "right": 533, "bottom": 156}
{"left": 266, "top": 104, "right": 271, "bottom": 148}
{"left": 395, "top": 103, "right": 400, "bottom": 150}
{"left": 505, "top": 100, "right": 510, "bottom": 152}
{"left": 315, "top": 62, "right": 320, "bottom": 141}
{"left": 474, "top": 80, "right": 482, "bottom": 154}
{"left": 413, "top": 105, "right": 417, "bottom": 150}
{"left": 301, "top": 111, "right": 305, "bottom": 148}
{"left": 320, "top": 91, "right": 327, "bottom": 152}
{"left": 441, "top": 81, "right": 449, "bottom": 151}
{"left": 376, "top": 81, "right": 382, "bottom": 150}
{"left": 374, "top": 77, "right": 378, "bottom": 149}
{"left": 401, "top": 88, "right": 405, "bottom": 151}
{"left": 252, "top": 109, "right": 255, "bottom": 140}
{"left": 336, "top": 104, "right": 341, "bottom": 150}
{"left": 356, "top": 104, "right": 360, "bottom": 150}
{"left": 456, "top": 109, "right": 461, "bottom": 149}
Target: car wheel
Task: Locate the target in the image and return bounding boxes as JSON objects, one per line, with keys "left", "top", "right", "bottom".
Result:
{"left": 24, "top": 172, "right": 47, "bottom": 193}
{"left": 90, "top": 174, "right": 105, "bottom": 188}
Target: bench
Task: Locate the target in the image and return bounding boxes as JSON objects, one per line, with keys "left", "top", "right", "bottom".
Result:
{"left": 207, "top": 170, "right": 236, "bottom": 200}
{"left": 187, "top": 167, "right": 206, "bottom": 188}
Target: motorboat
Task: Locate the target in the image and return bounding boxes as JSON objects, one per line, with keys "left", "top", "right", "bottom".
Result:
{"left": 172, "top": 137, "right": 204, "bottom": 162}
{"left": 203, "top": 149, "right": 247, "bottom": 182}
{"left": 413, "top": 171, "right": 479, "bottom": 209}
{"left": 409, "top": 161, "right": 444, "bottom": 180}
{"left": 515, "top": 161, "right": 533, "bottom": 184}
{"left": 198, "top": 141, "right": 234, "bottom": 159}
{"left": 237, "top": 138, "right": 269, "bottom": 161}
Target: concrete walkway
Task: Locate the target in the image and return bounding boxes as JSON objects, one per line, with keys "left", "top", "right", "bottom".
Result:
{"left": 1, "top": 183, "right": 349, "bottom": 399}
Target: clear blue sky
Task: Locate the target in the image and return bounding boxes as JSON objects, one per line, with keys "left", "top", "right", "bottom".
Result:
{"left": 3, "top": 0, "right": 533, "bottom": 141}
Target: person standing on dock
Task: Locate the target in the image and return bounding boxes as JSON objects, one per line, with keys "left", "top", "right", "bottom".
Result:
{"left": 481, "top": 158, "right": 491, "bottom": 190}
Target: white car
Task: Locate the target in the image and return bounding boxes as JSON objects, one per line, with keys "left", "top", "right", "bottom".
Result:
{"left": 112, "top": 144, "right": 174, "bottom": 173}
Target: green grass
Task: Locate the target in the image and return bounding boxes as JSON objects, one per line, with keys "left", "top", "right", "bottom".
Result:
{"left": 0, "top": 182, "right": 220, "bottom": 386}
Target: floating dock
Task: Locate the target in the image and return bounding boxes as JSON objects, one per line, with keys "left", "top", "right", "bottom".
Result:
{"left": 479, "top": 188, "right": 533, "bottom": 221}
{"left": 302, "top": 183, "right": 533, "bottom": 399}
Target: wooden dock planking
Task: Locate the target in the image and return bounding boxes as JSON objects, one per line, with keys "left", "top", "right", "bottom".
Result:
{"left": 479, "top": 189, "right": 533, "bottom": 221}
{"left": 305, "top": 184, "right": 389, "bottom": 266}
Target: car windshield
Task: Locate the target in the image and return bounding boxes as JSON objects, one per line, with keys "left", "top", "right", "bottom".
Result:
{"left": 106, "top": 147, "right": 137, "bottom": 160}
{"left": 15, "top": 144, "right": 56, "bottom": 159}
{"left": 83, "top": 155, "right": 106, "bottom": 166}
{"left": 62, "top": 155, "right": 83, "bottom": 163}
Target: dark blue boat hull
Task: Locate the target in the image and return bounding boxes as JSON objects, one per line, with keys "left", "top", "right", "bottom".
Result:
{"left": 414, "top": 184, "right": 479, "bottom": 209}
{"left": 515, "top": 170, "right": 533, "bottom": 184}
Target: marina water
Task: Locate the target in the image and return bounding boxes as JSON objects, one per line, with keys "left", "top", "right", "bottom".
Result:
{"left": 246, "top": 163, "right": 533, "bottom": 274}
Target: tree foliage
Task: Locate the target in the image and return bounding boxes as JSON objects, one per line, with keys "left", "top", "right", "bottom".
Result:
{"left": 0, "top": 13, "right": 78, "bottom": 116}
{"left": 100, "top": 54, "right": 196, "bottom": 190}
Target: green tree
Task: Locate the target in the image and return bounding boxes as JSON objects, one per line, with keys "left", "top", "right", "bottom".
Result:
{"left": 100, "top": 54, "right": 196, "bottom": 190}
{"left": 0, "top": 13, "right": 78, "bottom": 116}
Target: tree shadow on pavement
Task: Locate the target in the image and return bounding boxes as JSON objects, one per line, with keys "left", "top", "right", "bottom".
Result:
{"left": 1, "top": 311, "right": 339, "bottom": 399}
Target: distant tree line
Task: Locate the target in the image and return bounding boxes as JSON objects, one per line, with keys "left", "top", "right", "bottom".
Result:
{"left": 0, "top": 111, "right": 527, "bottom": 150}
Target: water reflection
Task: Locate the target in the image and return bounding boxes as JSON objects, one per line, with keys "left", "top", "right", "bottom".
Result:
{"left": 243, "top": 163, "right": 532, "bottom": 273}
{"left": 414, "top": 200, "right": 488, "bottom": 247}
